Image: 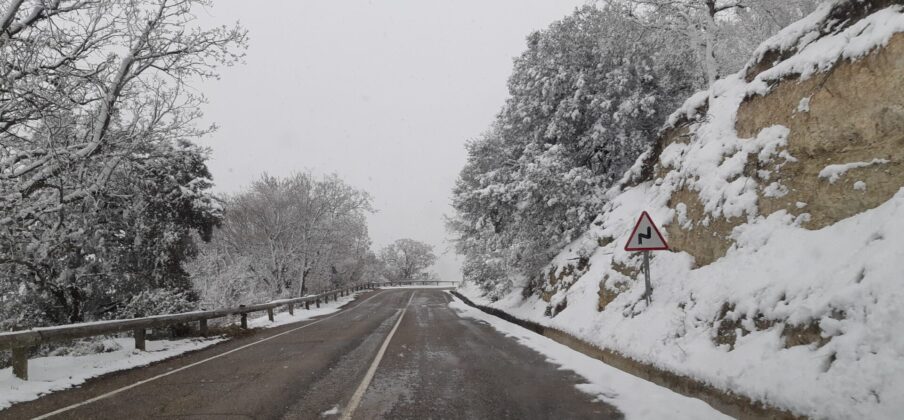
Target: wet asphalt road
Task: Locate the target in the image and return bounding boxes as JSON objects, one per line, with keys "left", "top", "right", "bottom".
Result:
{"left": 1, "top": 289, "right": 621, "bottom": 420}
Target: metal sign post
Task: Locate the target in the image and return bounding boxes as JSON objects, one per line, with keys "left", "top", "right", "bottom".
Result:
{"left": 642, "top": 250, "right": 652, "bottom": 304}
{"left": 624, "top": 211, "right": 669, "bottom": 305}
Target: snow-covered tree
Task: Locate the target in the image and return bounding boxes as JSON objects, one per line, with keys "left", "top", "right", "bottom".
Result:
{"left": 449, "top": 5, "right": 701, "bottom": 295}
{"left": 0, "top": 0, "right": 246, "bottom": 326}
{"left": 450, "top": 2, "right": 825, "bottom": 297}
{"left": 616, "top": 0, "right": 822, "bottom": 86}
{"left": 379, "top": 239, "right": 437, "bottom": 282}
{"left": 188, "top": 173, "right": 375, "bottom": 306}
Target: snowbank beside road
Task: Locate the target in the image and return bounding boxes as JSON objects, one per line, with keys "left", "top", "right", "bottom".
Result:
{"left": 0, "top": 337, "right": 223, "bottom": 410}
{"left": 448, "top": 297, "right": 729, "bottom": 420}
{"left": 247, "top": 291, "right": 363, "bottom": 329}
{"left": 474, "top": 187, "right": 904, "bottom": 419}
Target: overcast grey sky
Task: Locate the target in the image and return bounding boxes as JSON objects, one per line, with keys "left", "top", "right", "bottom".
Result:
{"left": 197, "top": 0, "right": 586, "bottom": 281}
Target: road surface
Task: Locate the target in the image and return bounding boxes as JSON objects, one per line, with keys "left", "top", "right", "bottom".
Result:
{"left": 2, "top": 289, "right": 622, "bottom": 419}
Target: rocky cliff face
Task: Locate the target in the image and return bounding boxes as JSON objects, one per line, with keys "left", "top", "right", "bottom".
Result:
{"left": 658, "top": 2, "right": 904, "bottom": 266}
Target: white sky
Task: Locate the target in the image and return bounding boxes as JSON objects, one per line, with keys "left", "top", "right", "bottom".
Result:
{"left": 197, "top": 0, "right": 586, "bottom": 281}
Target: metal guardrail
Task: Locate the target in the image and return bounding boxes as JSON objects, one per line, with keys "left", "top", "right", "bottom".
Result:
{"left": 0, "top": 280, "right": 457, "bottom": 380}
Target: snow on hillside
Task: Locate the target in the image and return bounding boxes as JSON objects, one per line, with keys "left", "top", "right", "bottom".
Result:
{"left": 460, "top": 3, "right": 904, "bottom": 419}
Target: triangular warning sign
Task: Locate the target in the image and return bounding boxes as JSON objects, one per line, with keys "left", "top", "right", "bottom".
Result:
{"left": 624, "top": 211, "right": 669, "bottom": 251}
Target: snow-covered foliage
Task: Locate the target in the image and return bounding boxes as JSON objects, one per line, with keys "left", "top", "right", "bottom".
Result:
{"left": 188, "top": 173, "right": 377, "bottom": 307}
{"left": 0, "top": 0, "right": 246, "bottom": 327}
{"left": 460, "top": 2, "right": 904, "bottom": 418}
{"left": 448, "top": 5, "right": 703, "bottom": 297}
{"left": 618, "top": 0, "right": 823, "bottom": 87}
{"left": 379, "top": 239, "right": 437, "bottom": 282}
{"left": 450, "top": 2, "right": 827, "bottom": 298}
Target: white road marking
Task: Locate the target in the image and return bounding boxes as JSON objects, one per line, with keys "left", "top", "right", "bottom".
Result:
{"left": 34, "top": 290, "right": 389, "bottom": 420}
{"left": 340, "top": 291, "right": 416, "bottom": 420}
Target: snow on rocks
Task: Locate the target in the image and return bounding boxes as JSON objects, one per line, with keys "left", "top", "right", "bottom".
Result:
{"left": 818, "top": 159, "right": 890, "bottom": 184}
{"left": 746, "top": 2, "right": 904, "bottom": 90}
{"left": 796, "top": 96, "right": 811, "bottom": 113}
{"left": 460, "top": 3, "right": 904, "bottom": 418}
{"left": 464, "top": 184, "right": 904, "bottom": 419}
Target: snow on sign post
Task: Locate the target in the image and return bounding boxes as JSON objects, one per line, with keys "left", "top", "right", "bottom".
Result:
{"left": 624, "top": 211, "right": 669, "bottom": 304}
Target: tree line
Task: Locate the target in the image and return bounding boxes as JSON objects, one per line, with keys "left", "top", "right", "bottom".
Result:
{"left": 448, "top": 0, "right": 822, "bottom": 298}
{"left": 0, "top": 0, "right": 436, "bottom": 330}
{"left": 187, "top": 173, "right": 439, "bottom": 310}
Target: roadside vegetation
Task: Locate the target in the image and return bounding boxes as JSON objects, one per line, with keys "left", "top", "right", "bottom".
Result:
{"left": 448, "top": 0, "right": 822, "bottom": 298}
{"left": 0, "top": 1, "right": 431, "bottom": 336}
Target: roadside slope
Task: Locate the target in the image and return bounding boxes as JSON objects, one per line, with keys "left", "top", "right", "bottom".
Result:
{"left": 460, "top": 1, "right": 904, "bottom": 418}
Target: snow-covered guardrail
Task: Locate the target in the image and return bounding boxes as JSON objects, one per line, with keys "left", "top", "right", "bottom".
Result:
{"left": 0, "top": 280, "right": 457, "bottom": 381}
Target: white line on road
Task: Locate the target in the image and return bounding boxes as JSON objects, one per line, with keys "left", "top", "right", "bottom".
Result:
{"left": 340, "top": 291, "right": 416, "bottom": 420}
{"left": 34, "top": 290, "right": 390, "bottom": 420}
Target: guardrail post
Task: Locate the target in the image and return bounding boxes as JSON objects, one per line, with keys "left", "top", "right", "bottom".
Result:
{"left": 316, "top": 298, "right": 321, "bottom": 308}
{"left": 288, "top": 302, "right": 294, "bottom": 316}
{"left": 240, "top": 305, "right": 248, "bottom": 329}
{"left": 12, "top": 347, "right": 28, "bottom": 380}
{"left": 134, "top": 328, "right": 146, "bottom": 351}
{"left": 305, "top": 301, "right": 310, "bottom": 310}
{"left": 267, "top": 308, "right": 275, "bottom": 322}
{"left": 200, "top": 319, "right": 209, "bottom": 337}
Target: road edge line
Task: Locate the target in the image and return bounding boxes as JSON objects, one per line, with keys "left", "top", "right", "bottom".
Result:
{"left": 340, "top": 291, "right": 416, "bottom": 420}
{"left": 447, "top": 291, "right": 803, "bottom": 420}
{"left": 33, "top": 290, "right": 388, "bottom": 420}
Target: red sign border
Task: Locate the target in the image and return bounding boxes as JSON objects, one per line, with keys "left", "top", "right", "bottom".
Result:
{"left": 624, "top": 211, "right": 670, "bottom": 251}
